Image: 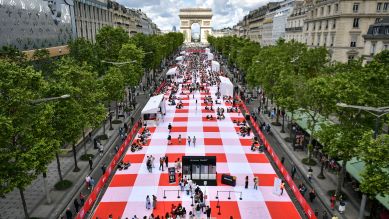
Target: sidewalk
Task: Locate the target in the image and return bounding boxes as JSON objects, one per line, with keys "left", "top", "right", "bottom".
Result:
{"left": 218, "top": 58, "right": 361, "bottom": 219}
{"left": 0, "top": 67, "right": 168, "bottom": 219}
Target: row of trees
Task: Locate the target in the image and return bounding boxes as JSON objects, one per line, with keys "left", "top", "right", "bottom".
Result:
{"left": 208, "top": 36, "right": 389, "bottom": 200}
{"left": 0, "top": 27, "right": 183, "bottom": 218}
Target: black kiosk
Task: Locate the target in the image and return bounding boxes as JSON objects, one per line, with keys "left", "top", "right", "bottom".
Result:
{"left": 182, "top": 156, "right": 217, "bottom": 186}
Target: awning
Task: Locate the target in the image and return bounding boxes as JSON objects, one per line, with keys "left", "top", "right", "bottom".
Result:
{"left": 211, "top": 60, "right": 220, "bottom": 72}
{"left": 344, "top": 158, "right": 389, "bottom": 210}
{"left": 175, "top": 56, "right": 184, "bottom": 61}
{"left": 141, "top": 94, "right": 164, "bottom": 115}
{"left": 166, "top": 67, "right": 177, "bottom": 76}
{"left": 219, "top": 76, "right": 233, "bottom": 97}
{"left": 286, "top": 110, "right": 333, "bottom": 136}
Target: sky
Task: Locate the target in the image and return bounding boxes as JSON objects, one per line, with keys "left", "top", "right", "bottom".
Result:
{"left": 117, "top": 0, "right": 274, "bottom": 31}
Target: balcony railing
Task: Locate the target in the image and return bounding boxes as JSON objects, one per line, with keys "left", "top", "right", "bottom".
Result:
{"left": 285, "top": 27, "right": 303, "bottom": 32}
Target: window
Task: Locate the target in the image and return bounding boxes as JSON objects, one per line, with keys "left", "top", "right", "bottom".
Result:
{"left": 384, "top": 3, "right": 389, "bottom": 11}
{"left": 353, "top": 3, "right": 359, "bottom": 13}
{"left": 328, "top": 5, "right": 331, "bottom": 15}
{"left": 386, "top": 27, "right": 389, "bottom": 35}
{"left": 317, "top": 34, "right": 321, "bottom": 46}
{"left": 319, "top": 21, "right": 322, "bottom": 30}
{"left": 348, "top": 55, "right": 355, "bottom": 62}
{"left": 325, "top": 20, "right": 329, "bottom": 29}
{"left": 331, "top": 35, "right": 335, "bottom": 47}
{"left": 350, "top": 35, "right": 357, "bottom": 47}
{"left": 371, "top": 42, "right": 376, "bottom": 55}
{"left": 321, "top": 7, "right": 324, "bottom": 15}
{"left": 306, "top": 23, "right": 309, "bottom": 31}
{"left": 333, "top": 19, "right": 337, "bottom": 29}
{"left": 335, "top": 4, "right": 339, "bottom": 13}
{"left": 375, "top": 18, "right": 382, "bottom": 23}
{"left": 353, "top": 18, "right": 360, "bottom": 28}
{"left": 377, "top": 3, "right": 382, "bottom": 12}
{"left": 324, "top": 34, "right": 327, "bottom": 46}
{"left": 384, "top": 44, "right": 388, "bottom": 50}
{"left": 313, "top": 23, "right": 316, "bottom": 30}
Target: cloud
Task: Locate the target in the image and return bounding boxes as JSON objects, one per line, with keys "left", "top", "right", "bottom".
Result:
{"left": 118, "top": 0, "right": 273, "bottom": 30}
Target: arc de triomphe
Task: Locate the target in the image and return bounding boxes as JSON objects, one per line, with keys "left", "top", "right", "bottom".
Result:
{"left": 179, "top": 8, "right": 213, "bottom": 43}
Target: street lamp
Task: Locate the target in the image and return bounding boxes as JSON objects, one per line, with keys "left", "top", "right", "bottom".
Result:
{"left": 30, "top": 94, "right": 70, "bottom": 104}
{"left": 336, "top": 102, "right": 389, "bottom": 219}
{"left": 101, "top": 60, "right": 137, "bottom": 65}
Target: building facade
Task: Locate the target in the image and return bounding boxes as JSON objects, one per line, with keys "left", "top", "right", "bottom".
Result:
{"left": 286, "top": 1, "right": 308, "bottom": 43}
{"left": 74, "top": 0, "right": 112, "bottom": 43}
{"left": 362, "top": 17, "right": 389, "bottom": 63}
{"left": 304, "top": 0, "right": 389, "bottom": 62}
{"left": 0, "top": 0, "right": 73, "bottom": 51}
{"left": 272, "top": 0, "right": 297, "bottom": 44}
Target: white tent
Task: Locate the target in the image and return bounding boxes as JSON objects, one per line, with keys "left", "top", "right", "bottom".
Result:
{"left": 219, "top": 76, "right": 234, "bottom": 97}
{"left": 205, "top": 48, "right": 211, "bottom": 53}
{"left": 175, "top": 56, "right": 184, "bottom": 61}
{"left": 166, "top": 67, "right": 177, "bottom": 76}
{"left": 141, "top": 94, "right": 166, "bottom": 126}
{"left": 180, "top": 51, "right": 186, "bottom": 55}
{"left": 207, "top": 52, "right": 214, "bottom": 61}
{"left": 211, "top": 61, "right": 220, "bottom": 72}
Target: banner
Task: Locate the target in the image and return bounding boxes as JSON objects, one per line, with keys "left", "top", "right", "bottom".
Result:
{"left": 168, "top": 167, "right": 176, "bottom": 184}
{"left": 75, "top": 122, "right": 139, "bottom": 219}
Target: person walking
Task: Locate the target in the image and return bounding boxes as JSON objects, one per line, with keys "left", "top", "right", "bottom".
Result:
{"left": 291, "top": 164, "right": 297, "bottom": 179}
{"left": 178, "top": 134, "right": 182, "bottom": 144}
{"left": 88, "top": 157, "right": 93, "bottom": 170}
{"left": 101, "top": 164, "right": 106, "bottom": 175}
{"left": 192, "top": 136, "right": 196, "bottom": 147}
{"left": 167, "top": 134, "right": 172, "bottom": 145}
{"left": 85, "top": 175, "right": 91, "bottom": 190}
{"left": 90, "top": 177, "right": 95, "bottom": 190}
{"left": 253, "top": 176, "right": 258, "bottom": 190}
{"left": 73, "top": 198, "right": 80, "bottom": 213}
{"left": 309, "top": 189, "right": 316, "bottom": 202}
{"left": 330, "top": 194, "right": 336, "bottom": 210}
{"left": 187, "top": 136, "right": 191, "bottom": 146}
{"left": 98, "top": 142, "right": 104, "bottom": 156}
{"left": 65, "top": 208, "right": 72, "bottom": 219}
{"left": 206, "top": 206, "right": 211, "bottom": 219}
{"left": 168, "top": 123, "right": 172, "bottom": 133}
{"left": 79, "top": 192, "right": 85, "bottom": 206}
{"left": 165, "top": 154, "right": 169, "bottom": 168}
{"left": 146, "top": 195, "right": 151, "bottom": 210}
{"left": 307, "top": 167, "right": 313, "bottom": 182}
{"left": 245, "top": 176, "right": 249, "bottom": 189}
{"left": 159, "top": 157, "right": 164, "bottom": 171}
{"left": 280, "top": 180, "right": 285, "bottom": 195}
{"left": 152, "top": 195, "right": 157, "bottom": 209}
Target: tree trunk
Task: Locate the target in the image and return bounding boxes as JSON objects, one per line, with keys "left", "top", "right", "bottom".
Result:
{"left": 115, "top": 101, "right": 119, "bottom": 119}
{"left": 19, "top": 187, "right": 29, "bottom": 219}
{"left": 72, "top": 144, "right": 80, "bottom": 172}
{"left": 102, "top": 119, "right": 106, "bottom": 135}
{"left": 56, "top": 152, "right": 63, "bottom": 182}
{"left": 42, "top": 172, "right": 51, "bottom": 204}
{"left": 281, "top": 112, "right": 285, "bottom": 133}
{"left": 275, "top": 107, "right": 280, "bottom": 124}
{"left": 289, "top": 112, "right": 294, "bottom": 139}
{"left": 83, "top": 129, "right": 87, "bottom": 155}
{"left": 336, "top": 160, "right": 347, "bottom": 197}
{"left": 307, "top": 135, "right": 313, "bottom": 161}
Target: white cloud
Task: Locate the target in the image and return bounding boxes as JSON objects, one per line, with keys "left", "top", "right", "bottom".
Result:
{"left": 118, "top": 0, "right": 273, "bottom": 30}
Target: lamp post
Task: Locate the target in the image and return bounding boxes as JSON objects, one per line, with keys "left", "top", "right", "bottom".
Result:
{"left": 30, "top": 94, "right": 70, "bottom": 204}
{"left": 336, "top": 103, "right": 389, "bottom": 219}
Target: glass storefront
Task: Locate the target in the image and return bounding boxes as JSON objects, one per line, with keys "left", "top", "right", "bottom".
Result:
{"left": 0, "top": 0, "right": 73, "bottom": 50}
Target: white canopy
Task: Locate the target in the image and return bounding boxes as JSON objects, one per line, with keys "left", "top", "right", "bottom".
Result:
{"left": 205, "top": 48, "right": 210, "bottom": 53}
{"left": 180, "top": 51, "right": 186, "bottom": 55}
{"left": 207, "top": 52, "right": 214, "bottom": 61}
{"left": 175, "top": 56, "right": 184, "bottom": 61}
{"left": 211, "top": 61, "right": 220, "bottom": 72}
{"left": 166, "top": 67, "right": 177, "bottom": 76}
{"left": 219, "top": 76, "right": 234, "bottom": 97}
{"left": 141, "top": 94, "right": 165, "bottom": 115}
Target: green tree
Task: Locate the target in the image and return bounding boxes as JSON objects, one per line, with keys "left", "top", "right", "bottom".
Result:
{"left": 358, "top": 132, "right": 389, "bottom": 197}
{"left": 0, "top": 60, "right": 58, "bottom": 218}
{"left": 103, "top": 67, "right": 125, "bottom": 119}
{"left": 118, "top": 43, "right": 145, "bottom": 86}
{"left": 96, "top": 26, "right": 129, "bottom": 64}
{"left": 31, "top": 48, "right": 53, "bottom": 76}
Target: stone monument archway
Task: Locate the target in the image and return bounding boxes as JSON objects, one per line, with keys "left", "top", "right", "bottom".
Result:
{"left": 179, "top": 8, "right": 213, "bottom": 43}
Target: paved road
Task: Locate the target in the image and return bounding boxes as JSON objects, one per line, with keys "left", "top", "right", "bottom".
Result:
{"left": 219, "top": 59, "right": 360, "bottom": 219}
